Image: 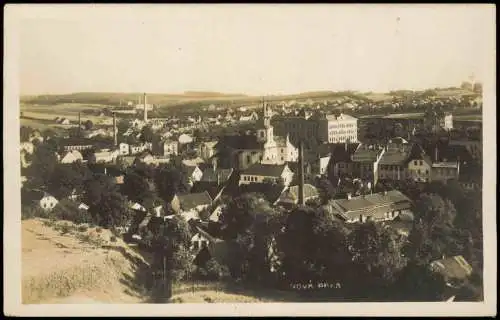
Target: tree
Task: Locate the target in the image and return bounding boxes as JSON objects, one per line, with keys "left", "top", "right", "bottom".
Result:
{"left": 83, "top": 174, "right": 132, "bottom": 229}
{"left": 20, "top": 126, "right": 34, "bottom": 142}
{"left": 122, "top": 169, "right": 155, "bottom": 205}
{"left": 46, "top": 162, "right": 89, "bottom": 200}
{"left": 140, "top": 125, "right": 154, "bottom": 143}
{"left": 147, "top": 215, "right": 193, "bottom": 300}
{"left": 405, "top": 193, "right": 459, "bottom": 264}
{"left": 84, "top": 120, "right": 94, "bottom": 130}
{"left": 316, "top": 176, "right": 337, "bottom": 204}
{"left": 218, "top": 193, "right": 284, "bottom": 282}
{"left": 25, "top": 143, "right": 59, "bottom": 190}
{"left": 51, "top": 199, "right": 94, "bottom": 224}
{"left": 280, "top": 206, "right": 352, "bottom": 288}
{"left": 154, "top": 165, "right": 188, "bottom": 203}
{"left": 347, "top": 222, "right": 407, "bottom": 296}
{"left": 391, "top": 262, "right": 446, "bottom": 301}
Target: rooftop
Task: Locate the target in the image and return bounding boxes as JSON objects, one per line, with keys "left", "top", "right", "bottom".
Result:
{"left": 177, "top": 192, "right": 213, "bottom": 211}
{"left": 430, "top": 256, "right": 473, "bottom": 280}
{"left": 330, "top": 190, "right": 412, "bottom": 221}
{"left": 242, "top": 163, "right": 289, "bottom": 177}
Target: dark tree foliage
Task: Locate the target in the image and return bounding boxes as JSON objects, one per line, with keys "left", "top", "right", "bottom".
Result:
{"left": 20, "top": 126, "right": 34, "bottom": 142}
{"left": 82, "top": 173, "right": 132, "bottom": 229}
{"left": 391, "top": 262, "right": 447, "bottom": 301}
{"left": 140, "top": 125, "right": 154, "bottom": 143}
{"left": 84, "top": 120, "right": 94, "bottom": 130}
{"left": 154, "top": 164, "right": 189, "bottom": 203}
{"left": 25, "top": 143, "right": 59, "bottom": 190}
{"left": 280, "top": 206, "right": 352, "bottom": 286}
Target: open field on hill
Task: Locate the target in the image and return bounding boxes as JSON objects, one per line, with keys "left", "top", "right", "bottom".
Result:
{"left": 22, "top": 218, "right": 150, "bottom": 304}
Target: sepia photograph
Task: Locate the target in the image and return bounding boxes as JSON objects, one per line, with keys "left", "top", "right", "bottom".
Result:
{"left": 4, "top": 4, "right": 496, "bottom": 317}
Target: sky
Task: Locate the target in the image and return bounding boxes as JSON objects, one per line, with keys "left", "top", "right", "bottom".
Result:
{"left": 14, "top": 4, "right": 495, "bottom": 96}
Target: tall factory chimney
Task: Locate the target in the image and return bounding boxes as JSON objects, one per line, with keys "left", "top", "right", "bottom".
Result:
{"left": 143, "top": 93, "right": 148, "bottom": 122}
{"left": 113, "top": 112, "right": 117, "bottom": 147}
{"left": 298, "top": 140, "right": 305, "bottom": 206}
{"left": 78, "top": 112, "right": 81, "bottom": 137}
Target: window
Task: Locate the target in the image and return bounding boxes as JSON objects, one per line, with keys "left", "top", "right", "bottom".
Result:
{"left": 193, "top": 241, "right": 199, "bottom": 250}
{"left": 414, "top": 160, "right": 418, "bottom": 165}
{"left": 419, "top": 160, "right": 423, "bottom": 166}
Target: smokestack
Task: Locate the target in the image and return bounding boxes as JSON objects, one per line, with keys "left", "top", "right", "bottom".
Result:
{"left": 143, "top": 93, "right": 148, "bottom": 122}
{"left": 78, "top": 112, "right": 81, "bottom": 137}
{"left": 113, "top": 112, "right": 117, "bottom": 147}
{"left": 298, "top": 140, "right": 305, "bottom": 206}
{"left": 434, "top": 145, "right": 439, "bottom": 162}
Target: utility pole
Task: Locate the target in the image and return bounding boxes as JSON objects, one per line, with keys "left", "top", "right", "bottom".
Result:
{"left": 298, "top": 139, "right": 305, "bottom": 206}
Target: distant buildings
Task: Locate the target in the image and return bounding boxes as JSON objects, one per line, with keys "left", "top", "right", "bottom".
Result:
{"left": 273, "top": 110, "right": 358, "bottom": 148}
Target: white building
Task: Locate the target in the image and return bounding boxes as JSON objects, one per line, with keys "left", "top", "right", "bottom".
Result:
{"left": 239, "top": 163, "right": 294, "bottom": 187}
{"left": 119, "top": 143, "right": 130, "bottom": 155}
{"left": 60, "top": 150, "right": 83, "bottom": 164}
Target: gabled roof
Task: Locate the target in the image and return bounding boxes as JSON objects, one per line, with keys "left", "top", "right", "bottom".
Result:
{"left": 184, "top": 165, "right": 201, "bottom": 177}
{"left": 278, "top": 184, "right": 319, "bottom": 204}
{"left": 178, "top": 191, "right": 213, "bottom": 211}
{"left": 378, "top": 143, "right": 413, "bottom": 165}
{"left": 216, "top": 135, "right": 264, "bottom": 151}
{"left": 351, "top": 144, "right": 383, "bottom": 163}
{"left": 430, "top": 255, "right": 473, "bottom": 281}
{"left": 242, "top": 163, "right": 288, "bottom": 177}
{"left": 330, "top": 143, "right": 360, "bottom": 162}
{"left": 200, "top": 168, "right": 233, "bottom": 183}
{"left": 330, "top": 190, "right": 412, "bottom": 221}
{"left": 190, "top": 181, "right": 224, "bottom": 200}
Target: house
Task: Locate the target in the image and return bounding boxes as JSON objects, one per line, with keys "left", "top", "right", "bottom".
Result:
{"left": 117, "top": 155, "right": 137, "bottom": 169}
{"left": 183, "top": 164, "right": 204, "bottom": 185}
{"left": 330, "top": 143, "right": 361, "bottom": 177}
{"left": 161, "top": 140, "right": 179, "bottom": 157}
{"left": 89, "top": 149, "right": 119, "bottom": 164}
{"left": 275, "top": 184, "right": 320, "bottom": 206}
{"left": 178, "top": 133, "right": 193, "bottom": 145}
{"left": 406, "top": 144, "right": 433, "bottom": 182}
{"left": 177, "top": 192, "right": 213, "bottom": 221}
{"left": 38, "top": 193, "right": 59, "bottom": 211}
{"left": 214, "top": 135, "right": 264, "bottom": 170}
{"left": 429, "top": 255, "right": 473, "bottom": 288}
{"left": 199, "top": 141, "right": 218, "bottom": 161}
{"left": 208, "top": 204, "right": 224, "bottom": 222}
{"left": 239, "top": 111, "right": 259, "bottom": 122}
{"left": 20, "top": 142, "right": 34, "bottom": 155}
{"left": 134, "top": 152, "right": 167, "bottom": 167}
{"left": 239, "top": 163, "right": 294, "bottom": 187}
{"left": 59, "top": 150, "right": 83, "bottom": 164}
{"left": 129, "top": 143, "right": 152, "bottom": 155}
{"left": 29, "top": 130, "right": 44, "bottom": 144}
{"left": 63, "top": 144, "right": 94, "bottom": 152}
{"left": 377, "top": 138, "right": 413, "bottom": 182}
{"left": 327, "top": 190, "right": 413, "bottom": 224}
{"left": 59, "top": 118, "right": 71, "bottom": 125}
{"left": 199, "top": 166, "right": 234, "bottom": 185}
{"left": 119, "top": 143, "right": 130, "bottom": 155}
{"left": 431, "top": 162, "right": 460, "bottom": 183}
{"left": 182, "top": 157, "right": 205, "bottom": 167}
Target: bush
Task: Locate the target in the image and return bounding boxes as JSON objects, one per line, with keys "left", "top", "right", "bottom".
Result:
{"left": 51, "top": 200, "right": 94, "bottom": 225}
{"left": 110, "top": 236, "right": 118, "bottom": 243}
{"left": 59, "top": 223, "right": 73, "bottom": 235}
{"left": 77, "top": 224, "right": 88, "bottom": 232}
{"left": 195, "top": 259, "right": 230, "bottom": 281}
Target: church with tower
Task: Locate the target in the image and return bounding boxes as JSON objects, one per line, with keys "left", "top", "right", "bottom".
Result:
{"left": 214, "top": 99, "right": 299, "bottom": 170}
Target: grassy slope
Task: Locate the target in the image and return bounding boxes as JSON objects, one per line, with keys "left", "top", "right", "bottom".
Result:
{"left": 22, "top": 219, "right": 149, "bottom": 304}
